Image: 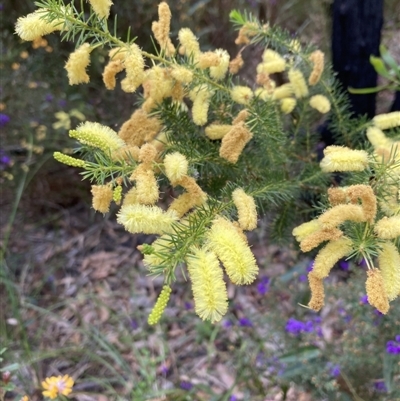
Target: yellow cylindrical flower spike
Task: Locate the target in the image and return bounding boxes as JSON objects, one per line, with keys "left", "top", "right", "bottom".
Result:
{"left": 292, "top": 220, "right": 321, "bottom": 242}
{"left": 53, "top": 152, "right": 86, "bottom": 168}
{"left": 219, "top": 122, "right": 253, "bottom": 164}
{"left": 320, "top": 145, "right": 369, "bottom": 172}
{"left": 187, "top": 248, "right": 228, "bottom": 323}
{"left": 170, "top": 66, "right": 193, "bottom": 84}
{"left": 378, "top": 242, "right": 400, "bottom": 301}
{"left": 131, "top": 167, "right": 159, "bottom": 205}
{"left": 230, "top": 86, "right": 254, "bottom": 105}
{"left": 374, "top": 216, "right": 400, "bottom": 239}
{"left": 232, "top": 110, "right": 250, "bottom": 125}
{"left": 258, "top": 49, "right": 286, "bottom": 74}
{"left": 113, "top": 185, "right": 123, "bottom": 204}
{"left": 308, "top": 271, "right": 325, "bottom": 311}
{"left": 65, "top": 43, "right": 92, "bottom": 85}
{"left": 190, "top": 85, "right": 213, "bottom": 126}
{"left": 309, "top": 95, "right": 331, "bottom": 114}
{"left": 207, "top": 217, "right": 258, "bottom": 285}
{"left": 122, "top": 187, "right": 139, "bottom": 206}
{"left": 366, "top": 127, "right": 392, "bottom": 149}
{"left": 366, "top": 268, "right": 390, "bottom": 314}
{"left": 308, "top": 50, "right": 324, "bottom": 85}
{"left": 91, "top": 185, "right": 113, "bottom": 214}
{"left": 280, "top": 98, "right": 296, "bottom": 114}
{"left": 118, "top": 109, "right": 162, "bottom": 147}
{"left": 205, "top": 124, "right": 232, "bottom": 140}
{"left": 103, "top": 59, "right": 124, "bottom": 90}
{"left": 164, "top": 152, "right": 189, "bottom": 183}
{"left": 151, "top": 2, "right": 176, "bottom": 57}
{"left": 318, "top": 204, "right": 366, "bottom": 229}
{"left": 117, "top": 204, "right": 178, "bottom": 234}
{"left": 312, "top": 238, "right": 353, "bottom": 279}
{"left": 148, "top": 285, "right": 172, "bottom": 325}
{"left": 229, "top": 53, "right": 244, "bottom": 74}
{"left": 178, "top": 28, "right": 201, "bottom": 60}
{"left": 346, "top": 184, "right": 377, "bottom": 223}
{"left": 121, "top": 44, "right": 146, "bottom": 93}
{"left": 300, "top": 227, "right": 343, "bottom": 252}
{"left": 327, "top": 187, "right": 348, "bottom": 205}
{"left": 70, "top": 122, "right": 125, "bottom": 152}
{"left": 372, "top": 112, "right": 400, "bottom": 130}
{"left": 88, "top": 0, "right": 113, "bottom": 19}
{"left": 272, "top": 84, "right": 293, "bottom": 100}
{"left": 288, "top": 69, "right": 309, "bottom": 98}
{"left": 15, "top": 9, "right": 65, "bottom": 41}
{"left": 210, "top": 49, "right": 230, "bottom": 80}
{"left": 232, "top": 188, "right": 257, "bottom": 230}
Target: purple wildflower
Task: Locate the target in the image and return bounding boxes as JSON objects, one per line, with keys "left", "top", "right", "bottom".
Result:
{"left": 331, "top": 365, "right": 340, "bottom": 377}
{"left": 0, "top": 113, "right": 10, "bottom": 127}
{"left": 180, "top": 381, "right": 193, "bottom": 391}
{"left": 229, "top": 396, "right": 238, "bottom": 401}
{"left": 386, "top": 336, "right": 400, "bottom": 355}
{"left": 238, "top": 317, "right": 253, "bottom": 327}
{"left": 285, "top": 317, "right": 321, "bottom": 336}
{"left": 298, "top": 274, "right": 307, "bottom": 282}
{"left": 45, "top": 94, "right": 54, "bottom": 102}
{"left": 307, "top": 260, "right": 314, "bottom": 272}
{"left": 338, "top": 260, "right": 349, "bottom": 271}
{"left": 159, "top": 363, "right": 169, "bottom": 375}
{"left": 257, "top": 276, "right": 269, "bottom": 295}
{"left": 374, "top": 380, "right": 387, "bottom": 392}
{"left": 360, "top": 295, "right": 368, "bottom": 304}
{"left": 58, "top": 99, "right": 67, "bottom": 108}
{"left": 222, "top": 319, "right": 233, "bottom": 328}
{"left": 129, "top": 319, "right": 139, "bottom": 330}
{"left": 184, "top": 301, "right": 192, "bottom": 310}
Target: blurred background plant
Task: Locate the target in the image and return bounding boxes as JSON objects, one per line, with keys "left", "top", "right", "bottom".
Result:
{"left": 1, "top": 1, "right": 399, "bottom": 400}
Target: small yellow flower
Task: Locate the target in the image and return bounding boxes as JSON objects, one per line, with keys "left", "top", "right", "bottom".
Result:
{"left": 288, "top": 69, "right": 309, "bottom": 98}
{"left": 373, "top": 111, "right": 400, "bottom": 130}
{"left": 309, "top": 95, "right": 331, "bottom": 114}
{"left": 88, "top": 0, "right": 113, "bottom": 19}
{"left": 148, "top": 285, "right": 172, "bottom": 325}
{"left": 20, "top": 397, "right": 29, "bottom": 401}
{"left": 308, "top": 50, "right": 324, "bottom": 86}
{"left": 230, "top": 86, "right": 253, "bottom": 105}
{"left": 65, "top": 43, "right": 92, "bottom": 85}
{"left": 280, "top": 98, "right": 296, "bottom": 114}
{"left": 42, "top": 374, "right": 74, "bottom": 399}
{"left": 164, "top": 152, "right": 188, "bottom": 183}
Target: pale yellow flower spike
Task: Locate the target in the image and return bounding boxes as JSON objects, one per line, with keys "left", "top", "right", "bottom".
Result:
{"left": 320, "top": 145, "right": 369, "bottom": 172}
{"left": 346, "top": 184, "right": 377, "bottom": 223}
{"left": 210, "top": 49, "right": 230, "bottom": 81}
{"left": 70, "top": 122, "right": 125, "bottom": 152}
{"left": 292, "top": 219, "right": 322, "bottom": 242}
{"left": 53, "top": 152, "right": 86, "bottom": 168}
{"left": 327, "top": 187, "right": 348, "bottom": 206}
{"left": 232, "top": 188, "right": 257, "bottom": 230}
{"left": 205, "top": 123, "right": 232, "bottom": 140}
{"left": 366, "top": 126, "right": 392, "bottom": 149}
{"left": 258, "top": 49, "right": 286, "bottom": 74}
{"left": 374, "top": 216, "right": 400, "bottom": 239}
{"left": 91, "top": 185, "right": 113, "bottom": 213}
{"left": 164, "top": 152, "right": 189, "bottom": 183}
{"left": 309, "top": 95, "right": 331, "bottom": 114}
{"left": 170, "top": 66, "right": 193, "bottom": 84}
{"left": 131, "top": 167, "right": 159, "bottom": 205}
{"left": 103, "top": 59, "right": 124, "bottom": 90}
{"left": 308, "top": 50, "right": 324, "bottom": 86}
{"left": 219, "top": 122, "right": 253, "bottom": 164}
{"left": 15, "top": 9, "right": 65, "bottom": 41}
{"left": 118, "top": 109, "right": 162, "bottom": 147}
{"left": 230, "top": 86, "right": 254, "bottom": 105}
{"left": 373, "top": 111, "right": 400, "bottom": 130}
{"left": 299, "top": 227, "right": 343, "bottom": 252}
{"left": 207, "top": 217, "right": 259, "bottom": 285}
{"left": 272, "top": 84, "right": 293, "bottom": 100}
{"left": 288, "top": 69, "right": 309, "bottom": 98}
{"left": 117, "top": 204, "right": 178, "bottom": 235}
{"left": 151, "top": 2, "right": 176, "bottom": 57}
{"left": 178, "top": 28, "right": 201, "bottom": 60}
{"left": 318, "top": 204, "right": 366, "bottom": 229}
{"left": 88, "top": 0, "right": 113, "bottom": 19}
{"left": 42, "top": 375, "right": 74, "bottom": 400}
{"left": 65, "top": 43, "right": 92, "bottom": 85}
{"left": 190, "top": 85, "right": 213, "bottom": 126}
{"left": 378, "top": 242, "right": 400, "bottom": 301}
{"left": 121, "top": 44, "right": 146, "bottom": 93}
{"left": 308, "top": 271, "right": 325, "bottom": 311}
{"left": 187, "top": 248, "right": 228, "bottom": 323}
{"left": 366, "top": 268, "right": 390, "bottom": 314}
{"left": 148, "top": 285, "right": 172, "bottom": 325}
{"left": 312, "top": 237, "right": 353, "bottom": 279}
{"left": 280, "top": 98, "right": 296, "bottom": 114}
{"left": 229, "top": 53, "right": 244, "bottom": 74}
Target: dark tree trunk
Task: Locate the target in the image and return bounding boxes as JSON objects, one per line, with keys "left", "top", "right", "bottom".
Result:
{"left": 391, "top": 92, "right": 400, "bottom": 111}
{"left": 331, "top": 0, "right": 384, "bottom": 118}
